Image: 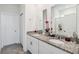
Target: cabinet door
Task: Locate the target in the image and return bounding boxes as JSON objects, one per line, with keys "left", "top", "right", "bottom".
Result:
{"left": 31, "top": 37, "right": 38, "bottom": 54}
{"left": 27, "top": 35, "right": 38, "bottom": 54}
{"left": 27, "top": 35, "right": 32, "bottom": 53}
{"left": 39, "top": 40, "right": 69, "bottom": 54}
{"left": 39, "top": 40, "right": 53, "bottom": 54}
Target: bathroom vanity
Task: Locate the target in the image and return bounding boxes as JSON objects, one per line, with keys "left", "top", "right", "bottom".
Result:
{"left": 27, "top": 31, "right": 79, "bottom": 54}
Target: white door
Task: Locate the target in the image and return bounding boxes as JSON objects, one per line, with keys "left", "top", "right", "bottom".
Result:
{"left": 0, "top": 14, "right": 2, "bottom": 50}
{"left": 1, "top": 12, "right": 20, "bottom": 47}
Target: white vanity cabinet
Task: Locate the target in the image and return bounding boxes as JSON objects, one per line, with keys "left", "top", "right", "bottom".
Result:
{"left": 39, "top": 40, "right": 69, "bottom": 54}
{"left": 27, "top": 35, "right": 70, "bottom": 54}
{"left": 27, "top": 35, "right": 38, "bottom": 54}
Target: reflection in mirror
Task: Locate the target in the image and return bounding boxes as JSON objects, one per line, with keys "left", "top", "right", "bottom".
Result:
{"left": 51, "top": 4, "right": 77, "bottom": 38}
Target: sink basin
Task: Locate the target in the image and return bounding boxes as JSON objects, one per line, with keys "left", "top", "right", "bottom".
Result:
{"left": 49, "top": 39, "right": 64, "bottom": 45}
{"left": 33, "top": 34, "right": 40, "bottom": 36}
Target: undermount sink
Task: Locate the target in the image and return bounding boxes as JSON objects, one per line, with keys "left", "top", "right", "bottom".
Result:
{"left": 33, "top": 34, "right": 40, "bottom": 36}
{"left": 49, "top": 39, "right": 64, "bottom": 45}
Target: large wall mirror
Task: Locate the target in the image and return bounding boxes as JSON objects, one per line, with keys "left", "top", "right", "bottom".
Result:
{"left": 51, "top": 4, "right": 77, "bottom": 37}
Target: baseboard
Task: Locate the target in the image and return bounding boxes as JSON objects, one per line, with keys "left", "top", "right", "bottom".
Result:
{"left": 1, "top": 43, "right": 20, "bottom": 49}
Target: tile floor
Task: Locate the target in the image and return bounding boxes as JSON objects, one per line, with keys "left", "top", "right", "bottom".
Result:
{"left": 0, "top": 44, "right": 24, "bottom": 54}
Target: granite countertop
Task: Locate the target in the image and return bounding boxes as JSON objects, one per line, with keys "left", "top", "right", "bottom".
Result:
{"left": 27, "top": 31, "right": 79, "bottom": 54}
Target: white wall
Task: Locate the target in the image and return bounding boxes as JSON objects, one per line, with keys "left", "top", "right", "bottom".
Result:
{"left": 25, "top": 4, "right": 55, "bottom": 31}
{"left": 0, "top": 4, "right": 20, "bottom": 13}
{"left": 19, "top": 4, "right": 27, "bottom": 52}
{"left": 77, "top": 5, "right": 79, "bottom": 38}
{"left": 25, "top": 5, "right": 38, "bottom": 31}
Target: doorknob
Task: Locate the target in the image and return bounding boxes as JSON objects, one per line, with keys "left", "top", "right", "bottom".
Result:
{"left": 30, "top": 41, "right": 32, "bottom": 45}
{"left": 14, "top": 30, "right": 16, "bottom": 32}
